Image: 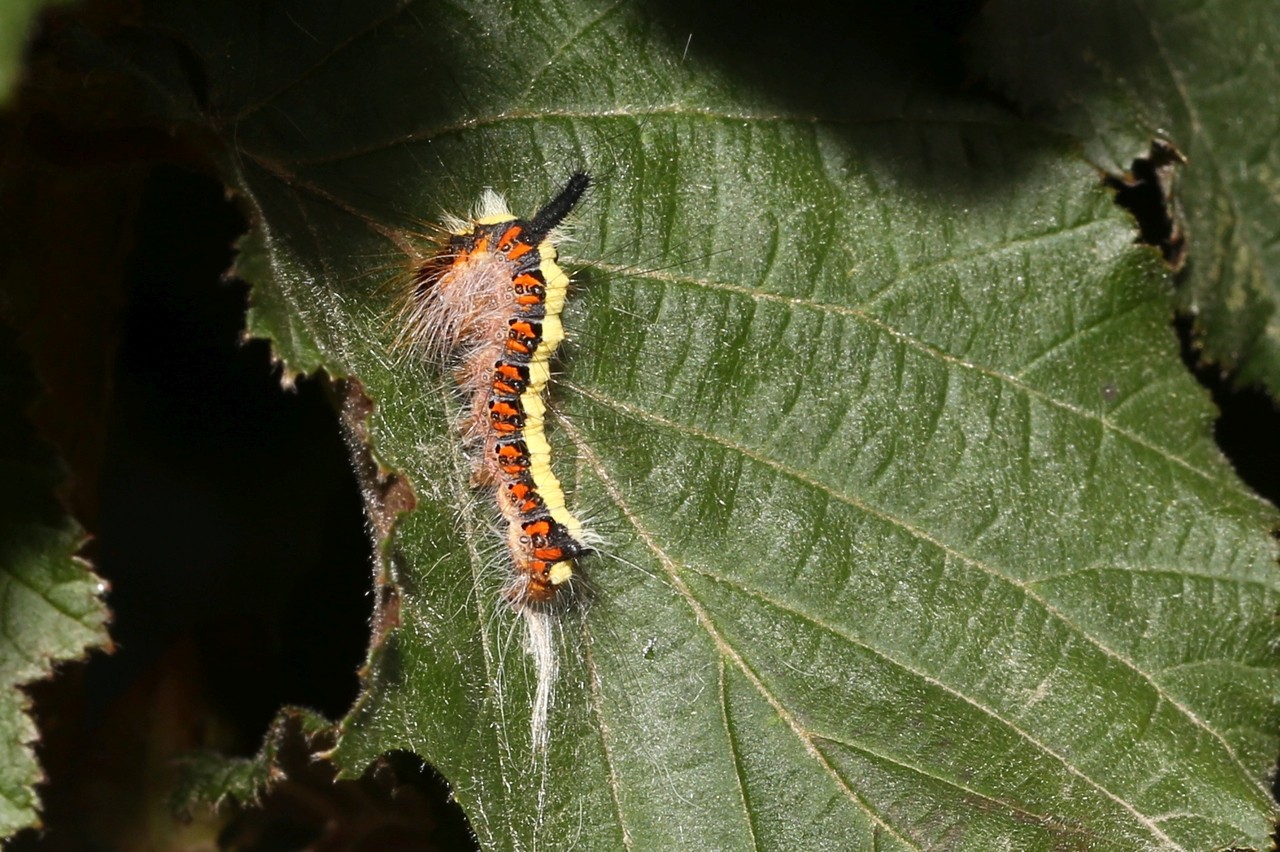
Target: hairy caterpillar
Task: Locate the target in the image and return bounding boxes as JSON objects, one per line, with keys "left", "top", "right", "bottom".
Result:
{"left": 395, "top": 174, "right": 594, "bottom": 747}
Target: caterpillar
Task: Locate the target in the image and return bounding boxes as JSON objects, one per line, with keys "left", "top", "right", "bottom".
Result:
{"left": 396, "top": 173, "right": 593, "bottom": 610}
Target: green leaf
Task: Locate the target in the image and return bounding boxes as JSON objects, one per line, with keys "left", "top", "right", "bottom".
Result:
{"left": 172, "top": 707, "right": 333, "bottom": 813}
{"left": 968, "top": 0, "right": 1280, "bottom": 392}
{"left": 0, "top": 328, "right": 110, "bottom": 838}
{"left": 0, "top": 0, "right": 73, "bottom": 104}
{"left": 114, "top": 1, "right": 1279, "bottom": 848}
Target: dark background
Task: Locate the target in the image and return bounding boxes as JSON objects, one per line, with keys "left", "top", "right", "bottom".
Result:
{"left": 14, "top": 165, "right": 475, "bottom": 850}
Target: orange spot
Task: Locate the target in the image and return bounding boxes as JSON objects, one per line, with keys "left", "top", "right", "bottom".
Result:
{"left": 497, "top": 225, "right": 522, "bottom": 250}
{"left": 523, "top": 519, "right": 552, "bottom": 537}
{"left": 496, "top": 444, "right": 527, "bottom": 463}
{"left": 490, "top": 401, "right": 520, "bottom": 418}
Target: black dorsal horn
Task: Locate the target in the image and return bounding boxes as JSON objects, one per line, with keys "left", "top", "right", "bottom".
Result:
{"left": 526, "top": 172, "right": 591, "bottom": 239}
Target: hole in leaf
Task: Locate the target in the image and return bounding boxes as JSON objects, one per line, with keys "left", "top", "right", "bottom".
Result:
{"left": 208, "top": 718, "right": 477, "bottom": 851}
{"left": 1176, "top": 315, "right": 1280, "bottom": 507}
{"left": 1104, "top": 138, "right": 1187, "bottom": 271}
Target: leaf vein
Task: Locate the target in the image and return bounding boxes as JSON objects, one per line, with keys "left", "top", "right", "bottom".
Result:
{"left": 227, "top": 0, "right": 417, "bottom": 125}
{"left": 563, "top": 380, "right": 1273, "bottom": 806}
{"left": 557, "top": 414, "right": 922, "bottom": 849}
{"left": 687, "top": 569, "right": 1184, "bottom": 850}
{"left": 583, "top": 258, "right": 1268, "bottom": 510}
{"left": 580, "top": 619, "right": 634, "bottom": 850}
{"left": 717, "top": 659, "right": 763, "bottom": 851}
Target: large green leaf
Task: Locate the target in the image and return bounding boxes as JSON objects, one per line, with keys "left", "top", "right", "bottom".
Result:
{"left": 113, "top": 1, "right": 1279, "bottom": 848}
{"left": 0, "top": 329, "right": 110, "bottom": 837}
{"left": 969, "top": 0, "right": 1280, "bottom": 392}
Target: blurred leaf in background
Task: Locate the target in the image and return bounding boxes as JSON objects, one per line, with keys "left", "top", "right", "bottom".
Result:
{"left": 0, "top": 0, "right": 73, "bottom": 104}
{"left": 0, "top": 332, "right": 110, "bottom": 836}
